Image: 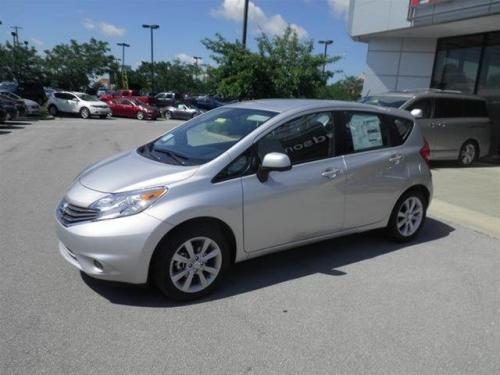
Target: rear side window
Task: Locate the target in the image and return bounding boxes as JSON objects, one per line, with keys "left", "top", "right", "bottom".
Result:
{"left": 434, "top": 98, "right": 463, "bottom": 118}
{"left": 407, "top": 99, "right": 432, "bottom": 118}
{"left": 463, "top": 100, "right": 488, "bottom": 117}
{"left": 385, "top": 116, "right": 414, "bottom": 147}
{"left": 337, "top": 111, "right": 389, "bottom": 154}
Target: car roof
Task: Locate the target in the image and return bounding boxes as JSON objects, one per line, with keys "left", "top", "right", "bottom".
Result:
{"left": 224, "top": 98, "right": 412, "bottom": 118}
{"left": 371, "top": 89, "right": 486, "bottom": 101}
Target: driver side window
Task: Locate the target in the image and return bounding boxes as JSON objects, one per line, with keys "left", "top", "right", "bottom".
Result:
{"left": 257, "top": 112, "right": 335, "bottom": 165}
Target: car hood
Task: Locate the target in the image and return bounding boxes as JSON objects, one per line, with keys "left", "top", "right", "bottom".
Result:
{"left": 78, "top": 150, "right": 198, "bottom": 193}
{"left": 23, "top": 99, "right": 39, "bottom": 106}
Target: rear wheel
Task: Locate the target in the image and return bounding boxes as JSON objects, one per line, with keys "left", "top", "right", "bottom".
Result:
{"left": 164, "top": 111, "right": 172, "bottom": 120}
{"left": 48, "top": 105, "right": 58, "bottom": 116}
{"left": 386, "top": 191, "right": 426, "bottom": 242}
{"left": 80, "top": 107, "right": 90, "bottom": 119}
{"left": 152, "top": 223, "right": 231, "bottom": 301}
{"left": 136, "top": 111, "right": 145, "bottom": 120}
{"left": 458, "top": 141, "right": 477, "bottom": 166}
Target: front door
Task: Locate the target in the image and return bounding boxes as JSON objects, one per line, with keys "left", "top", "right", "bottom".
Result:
{"left": 242, "top": 111, "right": 346, "bottom": 252}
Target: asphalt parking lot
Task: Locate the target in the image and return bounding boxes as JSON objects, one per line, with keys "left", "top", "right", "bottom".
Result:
{"left": 1, "top": 117, "right": 500, "bottom": 374}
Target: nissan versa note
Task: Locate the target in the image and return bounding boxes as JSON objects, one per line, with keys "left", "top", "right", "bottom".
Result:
{"left": 56, "top": 100, "right": 433, "bottom": 301}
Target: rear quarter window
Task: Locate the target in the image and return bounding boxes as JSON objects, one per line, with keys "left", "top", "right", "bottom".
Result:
{"left": 463, "top": 100, "right": 488, "bottom": 117}
{"left": 385, "top": 115, "right": 414, "bottom": 147}
{"left": 434, "top": 98, "right": 463, "bottom": 118}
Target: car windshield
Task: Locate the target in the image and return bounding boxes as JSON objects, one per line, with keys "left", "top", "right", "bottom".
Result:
{"left": 360, "top": 95, "right": 408, "bottom": 108}
{"left": 138, "top": 107, "right": 278, "bottom": 166}
{"left": 132, "top": 99, "right": 147, "bottom": 106}
{"left": 77, "top": 94, "right": 98, "bottom": 101}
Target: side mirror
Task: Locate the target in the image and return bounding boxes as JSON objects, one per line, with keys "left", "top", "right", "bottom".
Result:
{"left": 410, "top": 108, "right": 423, "bottom": 119}
{"left": 257, "top": 152, "right": 292, "bottom": 183}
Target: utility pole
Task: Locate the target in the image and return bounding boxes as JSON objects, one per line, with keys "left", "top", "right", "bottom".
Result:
{"left": 117, "top": 42, "right": 130, "bottom": 72}
{"left": 242, "top": 0, "right": 249, "bottom": 47}
{"left": 193, "top": 56, "right": 202, "bottom": 65}
{"left": 318, "top": 40, "right": 333, "bottom": 77}
{"left": 142, "top": 24, "right": 159, "bottom": 93}
{"left": 10, "top": 25, "right": 22, "bottom": 45}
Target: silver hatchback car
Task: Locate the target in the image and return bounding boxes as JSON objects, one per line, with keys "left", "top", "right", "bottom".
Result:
{"left": 56, "top": 100, "right": 433, "bottom": 300}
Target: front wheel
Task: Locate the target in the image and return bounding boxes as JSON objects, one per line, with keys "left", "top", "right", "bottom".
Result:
{"left": 152, "top": 223, "right": 231, "bottom": 301}
{"left": 164, "top": 111, "right": 172, "bottom": 120}
{"left": 48, "top": 105, "right": 58, "bottom": 116}
{"left": 136, "top": 111, "right": 145, "bottom": 120}
{"left": 80, "top": 107, "right": 90, "bottom": 119}
{"left": 386, "top": 191, "right": 426, "bottom": 242}
{"left": 458, "top": 141, "right": 477, "bottom": 166}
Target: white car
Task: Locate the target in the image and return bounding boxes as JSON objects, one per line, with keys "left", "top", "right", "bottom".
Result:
{"left": 0, "top": 90, "right": 40, "bottom": 115}
{"left": 48, "top": 91, "right": 111, "bottom": 119}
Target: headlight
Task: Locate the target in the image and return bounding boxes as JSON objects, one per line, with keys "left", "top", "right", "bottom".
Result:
{"left": 90, "top": 186, "right": 167, "bottom": 220}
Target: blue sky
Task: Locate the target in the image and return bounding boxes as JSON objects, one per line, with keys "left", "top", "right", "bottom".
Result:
{"left": 1, "top": 0, "right": 367, "bottom": 81}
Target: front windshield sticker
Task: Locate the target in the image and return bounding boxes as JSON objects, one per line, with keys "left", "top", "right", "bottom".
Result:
{"left": 349, "top": 114, "right": 383, "bottom": 151}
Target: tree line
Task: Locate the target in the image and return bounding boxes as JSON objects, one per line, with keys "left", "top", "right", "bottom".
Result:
{"left": 0, "top": 28, "right": 363, "bottom": 101}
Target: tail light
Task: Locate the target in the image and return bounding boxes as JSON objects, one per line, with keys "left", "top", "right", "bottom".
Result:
{"left": 420, "top": 139, "right": 431, "bottom": 164}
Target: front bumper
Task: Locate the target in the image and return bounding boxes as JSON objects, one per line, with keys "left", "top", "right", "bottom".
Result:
{"left": 56, "top": 210, "right": 172, "bottom": 284}
{"left": 89, "top": 107, "right": 111, "bottom": 116}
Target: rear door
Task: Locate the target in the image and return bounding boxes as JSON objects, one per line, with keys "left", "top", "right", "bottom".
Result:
{"left": 242, "top": 110, "right": 346, "bottom": 252}
{"left": 338, "top": 111, "right": 410, "bottom": 229}
{"left": 430, "top": 97, "right": 464, "bottom": 158}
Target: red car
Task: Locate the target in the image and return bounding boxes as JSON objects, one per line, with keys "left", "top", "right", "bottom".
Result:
{"left": 105, "top": 98, "right": 161, "bottom": 120}
{"left": 100, "top": 89, "right": 152, "bottom": 105}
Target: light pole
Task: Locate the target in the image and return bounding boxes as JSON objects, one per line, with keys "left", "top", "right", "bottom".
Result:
{"left": 318, "top": 40, "right": 333, "bottom": 77}
{"left": 117, "top": 42, "right": 130, "bottom": 73}
{"left": 242, "top": 0, "right": 249, "bottom": 47}
{"left": 10, "top": 25, "right": 22, "bottom": 45}
{"left": 142, "top": 24, "right": 159, "bottom": 92}
{"left": 193, "top": 56, "right": 202, "bottom": 65}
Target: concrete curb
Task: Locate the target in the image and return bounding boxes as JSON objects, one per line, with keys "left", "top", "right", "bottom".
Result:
{"left": 428, "top": 199, "right": 500, "bottom": 240}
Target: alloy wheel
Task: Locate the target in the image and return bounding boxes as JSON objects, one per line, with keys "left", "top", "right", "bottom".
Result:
{"left": 80, "top": 108, "right": 90, "bottom": 119}
{"left": 460, "top": 143, "right": 476, "bottom": 165}
{"left": 396, "top": 197, "right": 424, "bottom": 237}
{"left": 169, "top": 237, "right": 222, "bottom": 293}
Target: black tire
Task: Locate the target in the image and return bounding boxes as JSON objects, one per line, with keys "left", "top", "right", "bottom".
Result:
{"left": 99, "top": 115, "right": 107, "bottom": 119}
{"left": 136, "top": 111, "right": 145, "bottom": 120}
{"left": 458, "top": 140, "right": 478, "bottom": 166}
{"left": 152, "top": 223, "right": 231, "bottom": 301}
{"left": 164, "top": 111, "right": 172, "bottom": 120}
{"left": 48, "top": 105, "right": 58, "bottom": 116}
{"left": 386, "top": 190, "right": 427, "bottom": 242}
{"left": 80, "top": 107, "right": 90, "bottom": 119}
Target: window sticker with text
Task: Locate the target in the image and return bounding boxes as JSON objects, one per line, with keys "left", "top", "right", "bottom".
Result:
{"left": 348, "top": 114, "right": 383, "bottom": 151}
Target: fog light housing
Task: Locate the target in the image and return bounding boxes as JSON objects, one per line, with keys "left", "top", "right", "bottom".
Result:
{"left": 93, "top": 259, "right": 103, "bottom": 271}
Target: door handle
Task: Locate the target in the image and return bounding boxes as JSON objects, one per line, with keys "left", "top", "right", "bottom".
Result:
{"left": 388, "top": 154, "right": 404, "bottom": 164}
{"left": 321, "top": 168, "right": 342, "bottom": 179}
{"left": 430, "top": 123, "right": 438, "bottom": 128}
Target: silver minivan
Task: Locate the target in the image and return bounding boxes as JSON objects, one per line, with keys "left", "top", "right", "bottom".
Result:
{"left": 56, "top": 100, "right": 432, "bottom": 300}
{"left": 362, "top": 90, "right": 491, "bottom": 165}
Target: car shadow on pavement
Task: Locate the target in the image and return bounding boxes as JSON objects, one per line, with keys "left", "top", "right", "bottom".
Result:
{"left": 81, "top": 218, "right": 455, "bottom": 307}
{"left": 0, "top": 130, "right": 11, "bottom": 135}
{"left": 0, "top": 125, "right": 25, "bottom": 130}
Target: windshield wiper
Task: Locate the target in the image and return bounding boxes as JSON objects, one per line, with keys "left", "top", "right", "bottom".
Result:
{"left": 151, "top": 147, "right": 188, "bottom": 165}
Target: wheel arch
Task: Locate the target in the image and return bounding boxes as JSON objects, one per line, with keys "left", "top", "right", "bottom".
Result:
{"left": 148, "top": 216, "right": 237, "bottom": 282}
{"left": 398, "top": 184, "right": 431, "bottom": 208}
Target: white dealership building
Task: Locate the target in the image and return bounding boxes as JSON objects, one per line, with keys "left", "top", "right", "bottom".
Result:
{"left": 348, "top": 0, "right": 500, "bottom": 154}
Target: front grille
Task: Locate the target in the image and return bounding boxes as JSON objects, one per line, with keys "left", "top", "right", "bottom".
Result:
{"left": 58, "top": 200, "right": 99, "bottom": 225}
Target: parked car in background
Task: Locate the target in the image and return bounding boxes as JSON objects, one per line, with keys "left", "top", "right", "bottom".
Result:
{"left": 0, "top": 81, "right": 47, "bottom": 105}
{"left": 0, "top": 98, "right": 19, "bottom": 122}
{"left": 0, "top": 90, "right": 40, "bottom": 115}
{"left": 152, "top": 91, "right": 182, "bottom": 107}
{"left": 0, "top": 92, "right": 27, "bottom": 117}
{"left": 191, "top": 95, "right": 229, "bottom": 110}
{"left": 96, "top": 87, "right": 110, "bottom": 97}
{"left": 56, "top": 99, "right": 432, "bottom": 301}
{"left": 48, "top": 91, "right": 111, "bottom": 119}
{"left": 104, "top": 98, "right": 160, "bottom": 120}
{"left": 163, "top": 103, "right": 202, "bottom": 120}
{"left": 361, "top": 89, "right": 491, "bottom": 166}
{"left": 100, "top": 89, "right": 152, "bottom": 105}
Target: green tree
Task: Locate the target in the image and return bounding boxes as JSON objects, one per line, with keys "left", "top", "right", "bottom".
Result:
{"left": 318, "top": 75, "right": 364, "bottom": 101}
{"left": 202, "top": 28, "right": 339, "bottom": 100}
{"left": 43, "top": 38, "right": 115, "bottom": 90}
{"left": 0, "top": 42, "right": 44, "bottom": 82}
